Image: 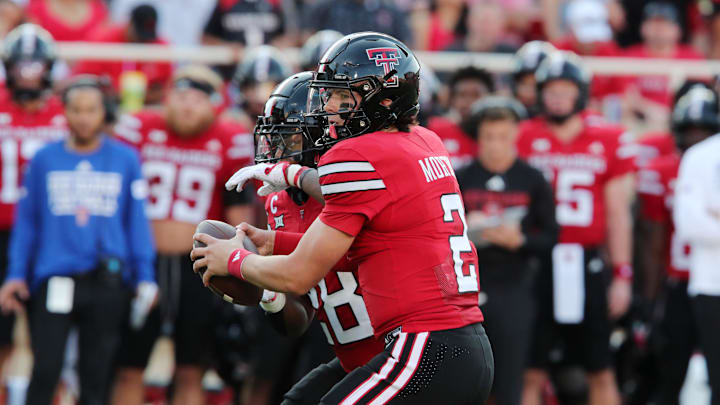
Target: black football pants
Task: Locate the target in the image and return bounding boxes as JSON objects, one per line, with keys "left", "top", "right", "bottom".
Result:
{"left": 319, "top": 323, "right": 494, "bottom": 405}
{"left": 25, "top": 270, "right": 128, "bottom": 405}
{"left": 653, "top": 279, "right": 697, "bottom": 405}
{"left": 692, "top": 294, "right": 720, "bottom": 405}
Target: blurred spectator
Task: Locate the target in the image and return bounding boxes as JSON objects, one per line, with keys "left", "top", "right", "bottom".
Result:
{"left": 26, "top": 0, "right": 108, "bottom": 42}
{"left": 0, "top": 75, "right": 155, "bottom": 405}
{"left": 445, "top": 0, "right": 517, "bottom": 53}
{"left": 0, "top": 0, "right": 24, "bottom": 37}
{"left": 624, "top": 2, "right": 704, "bottom": 128}
{"left": 428, "top": 66, "right": 494, "bottom": 170}
{"left": 510, "top": 40, "right": 556, "bottom": 117}
{"left": 229, "top": 45, "right": 291, "bottom": 130}
{"left": 637, "top": 84, "right": 718, "bottom": 405}
{"left": 499, "top": 0, "right": 538, "bottom": 43}
{"left": 202, "top": 0, "right": 291, "bottom": 79}
{"left": 553, "top": 0, "right": 626, "bottom": 106}
{"left": 458, "top": 97, "right": 557, "bottom": 405}
{"left": 73, "top": 4, "right": 173, "bottom": 107}
{"left": 111, "top": 65, "right": 254, "bottom": 405}
{"left": 0, "top": 23, "right": 67, "bottom": 402}
{"left": 300, "top": 0, "right": 412, "bottom": 46}
{"left": 412, "top": 0, "right": 467, "bottom": 51}
{"left": 518, "top": 52, "right": 633, "bottom": 405}
{"left": 541, "top": 0, "right": 624, "bottom": 42}
{"left": 110, "top": 0, "right": 216, "bottom": 47}
{"left": 616, "top": 0, "right": 693, "bottom": 47}
{"left": 299, "top": 29, "right": 343, "bottom": 71}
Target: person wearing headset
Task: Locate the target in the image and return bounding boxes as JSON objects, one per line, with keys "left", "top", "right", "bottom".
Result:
{"left": 0, "top": 75, "right": 156, "bottom": 405}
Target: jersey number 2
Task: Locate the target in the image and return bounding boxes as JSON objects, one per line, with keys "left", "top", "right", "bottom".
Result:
{"left": 441, "top": 194, "right": 479, "bottom": 294}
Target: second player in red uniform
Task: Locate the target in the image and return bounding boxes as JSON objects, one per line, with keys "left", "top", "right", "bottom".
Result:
{"left": 517, "top": 51, "right": 634, "bottom": 405}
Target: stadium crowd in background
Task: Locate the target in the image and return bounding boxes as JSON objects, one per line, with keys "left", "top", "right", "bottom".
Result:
{"left": 0, "top": 0, "right": 719, "bottom": 405}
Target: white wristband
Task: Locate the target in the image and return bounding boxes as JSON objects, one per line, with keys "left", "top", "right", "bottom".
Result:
{"left": 259, "top": 290, "right": 286, "bottom": 313}
{"left": 286, "top": 164, "right": 304, "bottom": 188}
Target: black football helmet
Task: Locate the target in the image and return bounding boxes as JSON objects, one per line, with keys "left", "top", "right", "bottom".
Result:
{"left": 535, "top": 50, "right": 590, "bottom": 123}
{"left": 308, "top": 31, "right": 421, "bottom": 147}
{"left": 300, "top": 30, "right": 344, "bottom": 71}
{"left": 511, "top": 41, "right": 556, "bottom": 83}
{"left": 233, "top": 45, "right": 292, "bottom": 90}
{"left": 671, "top": 84, "right": 720, "bottom": 151}
{"left": 2, "top": 23, "right": 56, "bottom": 102}
{"left": 254, "top": 71, "right": 323, "bottom": 167}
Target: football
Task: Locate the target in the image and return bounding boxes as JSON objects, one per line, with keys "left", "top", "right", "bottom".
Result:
{"left": 194, "top": 220, "right": 263, "bottom": 306}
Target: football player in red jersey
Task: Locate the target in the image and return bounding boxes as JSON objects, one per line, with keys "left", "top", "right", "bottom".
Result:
{"left": 193, "top": 32, "right": 493, "bottom": 405}
{"left": 111, "top": 65, "right": 255, "bottom": 405}
{"left": 516, "top": 51, "right": 634, "bottom": 405}
{"left": 636, "top": 85, "right": 718, "bottom": 405}
{"left": 231, "top": 71, "right": 386, "bottom": 405}
{"left": 0, "top": 23, "right": 67, "bottom": 381}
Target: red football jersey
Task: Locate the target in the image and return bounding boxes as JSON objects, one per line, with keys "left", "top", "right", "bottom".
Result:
{"left": 426, "top": 116, "right": 477, "bottom": 171}
{"left": 636, "top": 153, "right": 689, "bottom": 280}
{"left": 265, "top": 190, "right": 384, "bottom": 371}
{"left": 631, "top": 132, "right": 676, "bottom": 170}
{"left": 317, "top": 125, "right": 484, "bottom": 337}
{"left": 0, "top": 91, "right": 67, "bottom": 229}
{"left": 517, "top": 116, "right": 634, "bottom": 246}
{"left": 27, "top": 0, "right": 109, "bottom": 42}
{"left": 114, "top": 111, "right": 253, "bottom": 223}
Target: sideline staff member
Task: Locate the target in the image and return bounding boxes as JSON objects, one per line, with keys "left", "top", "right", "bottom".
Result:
{"left": 0, "top": 76, "right": 155, "bottom": 405}
{"left": 457, "top": 97, "right": 557, "bottom": 405}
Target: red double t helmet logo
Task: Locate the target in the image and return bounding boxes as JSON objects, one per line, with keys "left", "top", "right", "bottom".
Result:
{"left": 365, "top": 47, "right": 401, "bottom": 87}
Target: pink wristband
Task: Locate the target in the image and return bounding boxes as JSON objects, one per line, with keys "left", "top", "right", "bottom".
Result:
{"left": 228, "top": 248, "right": 254, "bottom": 280}
{"left": 613, "top": 263, "right": 633, "bottom": 280}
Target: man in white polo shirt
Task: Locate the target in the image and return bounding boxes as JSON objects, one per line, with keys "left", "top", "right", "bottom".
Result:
{"left": 674, "top": 131, "right": 720, "bottom": 405}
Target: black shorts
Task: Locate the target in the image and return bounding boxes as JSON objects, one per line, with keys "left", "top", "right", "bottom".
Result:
{"left": 0, "top": 230, "right": 14, "bottom": 347}
{"left": 116, "top": 253, "right": 220, "bottom": 368}
{"left": 529, "top": 248, "right": 612, "bottom": 373}
{"left": 319, "top": 323, "right": 494, "bottom": 405}
{"left": 282, "top": 357, "right": 348, "bottom": 405}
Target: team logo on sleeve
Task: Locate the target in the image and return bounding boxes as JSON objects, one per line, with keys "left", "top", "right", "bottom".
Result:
{"left": 366, "top": 47, "right": 401, "bottom": 87}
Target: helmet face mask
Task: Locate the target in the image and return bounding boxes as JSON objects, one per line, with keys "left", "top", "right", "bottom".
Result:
{"left": 3, "top": 24, "right": 56, "bottom": 102}
{"left": 671, "top": 85, "right": 720, "bottom": 151}
{"left": 535, "top": 51, "right": 589, "bottom": 124}
{"left": 253, "top": 72, "right": 324, "bottom": 167}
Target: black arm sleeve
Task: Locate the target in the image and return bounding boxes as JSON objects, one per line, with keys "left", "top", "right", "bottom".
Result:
{"left": 520, "top": 170, "right": 558, "bottom": 255}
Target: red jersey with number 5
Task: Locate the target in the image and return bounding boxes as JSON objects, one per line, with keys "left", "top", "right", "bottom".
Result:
{"left": 517, "top": 116, "right": 634, "bottom": 246}
{"left": 0, "top": 91, "right": 67, "bottom": 229}
{"left": 317, "top": 125, "right": 484, "bottom": 337}
{"left": 636, "top": 153, "right": 689, "bottom": 280}
{"left": 114, "top": 111, "right": 253, "bottom": 223}
{"left": 265, "top": 190, "right": 384, "bottom": 371}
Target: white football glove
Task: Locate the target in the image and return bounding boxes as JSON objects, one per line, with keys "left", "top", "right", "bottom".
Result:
{"left": 130, "top": 281, "right": 158, "bottom": 330}
{"left": 225, "top": 162, "right": 309, "bottom": 197}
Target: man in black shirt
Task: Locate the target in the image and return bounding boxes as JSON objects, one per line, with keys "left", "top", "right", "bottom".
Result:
{"left": 457, "top": 97, "right": 558, "bottom": 405}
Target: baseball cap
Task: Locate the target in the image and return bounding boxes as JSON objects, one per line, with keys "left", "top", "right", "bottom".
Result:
{"left": 130, "top": 4, "right": 158, "bottom": 43}
{"left": 643, "top": 2, "right": 679, "bottom": 24}
{"left": 566, "top": 0, "right": 612, "bottom": 44}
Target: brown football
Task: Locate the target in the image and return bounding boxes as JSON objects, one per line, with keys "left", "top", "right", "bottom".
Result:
{"left": 194, "top": 220, "right": 263, "bottom": 306}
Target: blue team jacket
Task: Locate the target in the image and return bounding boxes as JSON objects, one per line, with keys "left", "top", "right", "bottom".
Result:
{"left": 5, "top": 136, "right": 155, "bottom": 290}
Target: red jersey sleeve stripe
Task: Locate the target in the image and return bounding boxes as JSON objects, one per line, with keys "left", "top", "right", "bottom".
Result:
{"left": 319, "top": 161, "right": 376, "bottom": 177}
{"left": 321, "top": 179, "right": 387, "bottom": 195}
